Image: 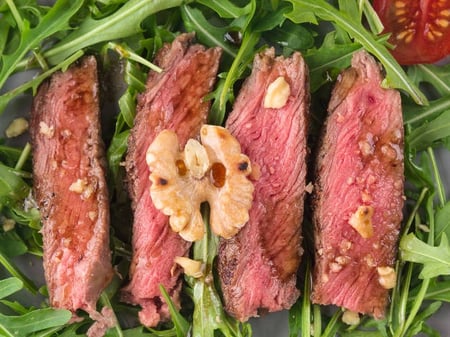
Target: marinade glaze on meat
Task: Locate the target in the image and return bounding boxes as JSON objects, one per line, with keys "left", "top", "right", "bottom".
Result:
{"left": 122, "top": 33, "right": 222, "bottom": 327}
{"left": 218, "top": 49, "right": 309, "bottom": 321}
{"left": 311, "top": 51, "right": 404, "bottom": 318}
{"left": 30, "top": 56, "right": 114, "bottom": 335}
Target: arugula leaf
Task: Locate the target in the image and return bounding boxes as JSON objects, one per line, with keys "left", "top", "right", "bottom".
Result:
{"left": 159, "top": 285, "right": 190, "bottom": 337}
{"left": 209, "top": 28, "right": 260, "bottom": 125}
{"left": 0, "top": 50, "right": 84, "bottom": 116}
{"left": 400, "top": 233, "right": 450, "bottom": 279}
{"left": 402, "top": 301, "right": 442, "bottom": 337}
{"left": 0, "top": 278, "right": 23, "bottom": 300}
{"left": 262, "top": 19, "right": 314, "bottom": 54}
{"left": 0, "top": 307, "right": 71, "bottom": 337}
{"left": 0, "top": 163, "right": 30, "bottom": 212}
{"left": 304, "top": 31, "right": 361, "bottom": 92}
{"left": 407, "top": 63, "right": 450, "bottom": 97}
{"left": 0, "top": 13, "right": 11, "bottom": 56}
{"left": 421, "top": 279, "right": 450, "bottom": 302}
{"left": 403, "top": 96, "right": 450, "bottom": 126}
{"left": 196, "top": 0, "right": 252, "bottom": 19}
{"left": 0, "top": 231, "right": 28, "bottom": 257}
{"left": 285, "top": 0, "right": 428, "bottom": 105}
{"left": 44, "top": 0, "right": 193, "bottom": 66}
{"left": 435, "top": 202, "right": 450, "bottom": 242}
{"left": 181, "top": 5, "right": 238, "bottom": 58}
{"left": 406, "top": 106, "right": 450, "bottom": 151}
{"left": 0, "top": 0, "right": 83, "bottom": 89}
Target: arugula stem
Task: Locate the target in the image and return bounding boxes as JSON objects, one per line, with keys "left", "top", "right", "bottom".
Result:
{"left": 106, "top": 42, "right": 162, "bottom": 73}
{"left": 313, "top": 305, "right": 322, "bottom": 337}
{"left": 99, "top": 292, "right": 123, "bottom": 337}
{"left": 320, "top": 309, "right": 342, "bottom": 337}
{"left": 301, "top": 264, "right": 312, "bottom": 337}
{"left": 404, "top": 96, "right": 450, "bottom": 125}
{"left": 0, "top": 251, "right": 37, "bottom": 294}
{"left": 32, "top": 325, "right": 66, "bottom": 337}
{"left": 395, "top": 193, "right": 436, "bottom": 337}
{"left": 396, "top": 276, "right": 431, "bottom": 337}
{"left": 217, "top": 29, "right": 260, "bottom": 122}
{"left": 427, "top": 147, "right": 447, "bottom": 207}
{"left": 4, "top": 0, "right": 24, "bottom": 33}
{"left": 14, "top": 143, "right": 31, "bottom": 171}
{"left": 393, "top": 262, "right": 413, "bottom": 337}
{"left": 401, "top": 187, "right": 428, "bottom": 238}
{"left": 32, "top": 49, "right": 50, "bottom": 72}
{"left": 387, "top": 260, "right": 401, "bottom": 334}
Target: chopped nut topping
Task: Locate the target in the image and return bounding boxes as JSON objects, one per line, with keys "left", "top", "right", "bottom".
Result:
{"left": 377, "top": 266, "right": 396, "bottom": 289}
{"left": 335, "top": 255, "right": 350, "bottom": 265}
{"left": 88, "top": 211, "right": 98, "bottom": 221}
{"left": 147, "top": 125, "right": 254, "bottom": 241}
{"left": 69, "top": 178, "right": 95, "bottom": 199}
{"left": 5, "top": 118, "right": 29, "bottom": 138}
{"left": 174, "top": 256, "right": 204, "bottom": 278}
{"left": 342, "top": 310, "right": 360, "bottom": 325}
{"left": 348, "top": 205, "right": 374, "bottom": 239}
{"left": 364, "top": 254, "right": 376, "bottom": 267}
{"left": 329, "top": 262, "right": 343, "bottom": 272}
{"left": 39, "top": 121, "right": 54, "bottom": 138}
{"left": 263, "top": 76, "right": 291, "bottom": 109}
{"left": 340, "top": 239, "right": 352, "bottom": 253}
{"left": 305, "top": 182, "right": 314, "bottom": 194}
{"left": 69, "top": 178, "right": 88, "bottom": 194}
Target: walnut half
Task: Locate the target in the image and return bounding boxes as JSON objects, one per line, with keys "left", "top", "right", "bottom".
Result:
{"left": 146, "top": 125, "right": 254, "bottom": 241}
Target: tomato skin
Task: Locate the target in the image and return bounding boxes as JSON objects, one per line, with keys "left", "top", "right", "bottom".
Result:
{"left": 373, "top": 0, "right": 450, "bottom": 65}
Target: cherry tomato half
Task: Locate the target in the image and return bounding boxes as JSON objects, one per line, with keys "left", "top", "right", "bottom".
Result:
{"left": 373, "top": 0, "right": 450, "bottom": 65}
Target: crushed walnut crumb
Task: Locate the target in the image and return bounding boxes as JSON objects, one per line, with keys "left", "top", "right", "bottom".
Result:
{"left": 348, "top": 205, "right": 374, "bottom": 238}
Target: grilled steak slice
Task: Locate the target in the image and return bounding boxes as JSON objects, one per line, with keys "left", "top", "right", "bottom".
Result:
{"left": 311, "top": 51, "right": 404, "bottom": 319}
{"left": 122, "top": 33, "right": 222, "bottom": 327}
{"left": 218, "top": 48, "right": 309, "bottom": 321}
{"left": 30, "top": 56, "right": 114, "bottom": 330}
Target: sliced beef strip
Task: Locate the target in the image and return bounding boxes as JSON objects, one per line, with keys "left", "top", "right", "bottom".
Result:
{"left": 30, "top": 56, "right": 114, "bottom": 333}
{"left": 311, "top": 50, "right": 404, "bottom": 319}
{"left": 218, "top": 48, "right": 309, "bottom": 322}
{"left": 121, "top": 33, "right": 222, "bottom": 327}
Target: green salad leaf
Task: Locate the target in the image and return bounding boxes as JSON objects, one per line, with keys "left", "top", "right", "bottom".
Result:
{"left": 43, "top": 0, "right": 192, "bottom": 66}
{"left": 0, "top": 277, "right": 71, "bottom": 336}
{"left": 0, "top": 0, "right": 83, "bottom": 88}
{"left": 400, "top": 234, "right": 450, "bottom": 279}
{"left": 285, "top": 0, "right": 428, "bottom": 105}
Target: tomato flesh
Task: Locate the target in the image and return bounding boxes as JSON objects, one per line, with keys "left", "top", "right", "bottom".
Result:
{"left": 373, "top": 0, "right": 450, "bottom": 65}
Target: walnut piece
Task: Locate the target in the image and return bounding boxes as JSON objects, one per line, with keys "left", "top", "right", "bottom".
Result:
{"left": 377, "top": 266, "right": 396, "bottom": 289}
{"left": 348, "top": 205, "right": 374, "bottom": 238}
{"left": 146, "top": 125, "right": 254, "bottom": 241}
{"left": 174, "top": 256, "right": 204, "bottom": 278}
{"left": 342, "top": 310, "right": 360, "bottom": 325}
{"left": 5, "top": 118, "right": 29, "bottom": 138}
{"left": 263, "top": 76, "right": 290, "bottom": 109}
